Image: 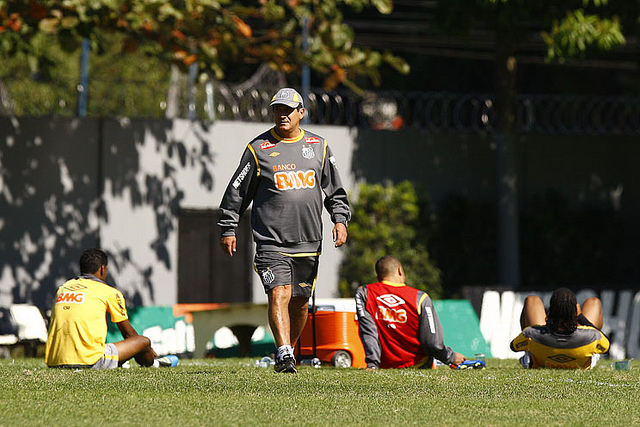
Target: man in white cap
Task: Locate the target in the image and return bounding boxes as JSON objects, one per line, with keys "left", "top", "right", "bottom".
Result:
{"left": 218, "top": 88, "right": 351, "bottom": 373}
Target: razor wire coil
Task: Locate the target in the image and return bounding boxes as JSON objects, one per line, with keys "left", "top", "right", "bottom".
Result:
{"left": 2, "top": 76, "right": 640, "bottom": 136}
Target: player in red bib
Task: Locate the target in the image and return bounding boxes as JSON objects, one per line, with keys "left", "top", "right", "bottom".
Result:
{"left": 355, "top": 255, "right": 465, "bottom": 369}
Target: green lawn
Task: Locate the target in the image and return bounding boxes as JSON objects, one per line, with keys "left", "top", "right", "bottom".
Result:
{"left": 1, "top": 358, "right": 638, "bottom": 426}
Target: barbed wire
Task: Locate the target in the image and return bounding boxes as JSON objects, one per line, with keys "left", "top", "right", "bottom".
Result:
{"left": 1, "top": 76, "right": 640, "bottom": 136}
{"left": 213, "top": 87, "right": 640, "bottom": 136}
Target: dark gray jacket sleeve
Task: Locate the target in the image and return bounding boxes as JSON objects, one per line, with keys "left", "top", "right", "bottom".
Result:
{"left": 355, "top": 285, "right": 381, "bottom": 368}
{"left": 418, "top": 292, "right": 456, "bottom": 365}
{"left": 321, "top": 144, "right": 351, "bottom": 225}
{"left": 217, "top": 146, "right": 258, "bottom": 237}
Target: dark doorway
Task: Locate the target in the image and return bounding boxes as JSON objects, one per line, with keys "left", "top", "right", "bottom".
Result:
{"left": 178, "top": 209, "right": 253, "bottom": 303}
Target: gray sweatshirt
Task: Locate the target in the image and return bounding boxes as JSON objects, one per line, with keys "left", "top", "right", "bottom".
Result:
{"left": 218, "top": 128, "right": 350, "bottom": 253}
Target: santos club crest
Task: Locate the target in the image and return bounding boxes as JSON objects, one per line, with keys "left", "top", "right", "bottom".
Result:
{"left": 261, "top": 269, "right": 275, "bottom": 284}
{"left": 301, "top": 146, "right": 315, "bottom": 159}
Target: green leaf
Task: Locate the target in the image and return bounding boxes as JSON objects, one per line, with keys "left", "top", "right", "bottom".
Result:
{"left": 60, "top": 17, "right": 80, "bottom": 30}
{"left": 38, "top": 18, "right": 60, "bottom": 34}
{"left": 371, "top": 0, "right": 393, "bottom": 15}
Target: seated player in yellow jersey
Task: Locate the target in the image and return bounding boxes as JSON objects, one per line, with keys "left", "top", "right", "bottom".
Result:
{"left": 45, "top": 248, "right": 171, "bottom": 369}
{"left": 510, "top": 288, "right": 609, "bottom": 369}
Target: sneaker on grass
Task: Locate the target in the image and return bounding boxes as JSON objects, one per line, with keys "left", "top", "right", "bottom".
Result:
{"left": 519, "top": 352, "right": 532, "bottom": 369}
{"left": 154, "top": 355, "right": 179, "bottom": 368}
{"left": 274, "top": 354, "right": 297, "bottom": 373}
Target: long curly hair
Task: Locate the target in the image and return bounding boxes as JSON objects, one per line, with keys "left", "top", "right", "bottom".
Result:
{"left": 546, "top": 288, "right": 578, "bottom": 334}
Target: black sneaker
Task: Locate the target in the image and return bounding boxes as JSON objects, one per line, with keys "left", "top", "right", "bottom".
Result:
{"left": 274, "top": 354, "right": 297, "bottom": 373}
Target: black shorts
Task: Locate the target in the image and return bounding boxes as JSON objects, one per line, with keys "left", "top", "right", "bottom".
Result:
{"left": 254, "top": 251, "right": 319, "bottom": 298}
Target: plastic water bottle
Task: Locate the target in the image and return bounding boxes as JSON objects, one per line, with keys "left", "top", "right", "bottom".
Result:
{"left": 300, "top": 357, "right": 321, "bottom": 368}
{"left": 257, "top": 356, "right": 274, "bottom": 368}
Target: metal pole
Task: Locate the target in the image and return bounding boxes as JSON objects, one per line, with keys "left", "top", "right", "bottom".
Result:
{"left": 78, "top": 38, "right": 90, "bottom": 117}
{"left": 495, "top": 131, "right": 520, "bottom": 287}
{"left": 311, "top": 290, "right": 317, "bottom": 358}
{"left": 188, "top": 55, "right": 197, "bottom": 121}
{"left": 205, "top": 78, "right": 215, "bottom": 122}
{"left": 301, "top": 17, "right": 310, "bottom": 125}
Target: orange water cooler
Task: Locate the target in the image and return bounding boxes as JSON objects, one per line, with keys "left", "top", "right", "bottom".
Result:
{"left": 297, "top": 298, "right": 366, "bottom": 368}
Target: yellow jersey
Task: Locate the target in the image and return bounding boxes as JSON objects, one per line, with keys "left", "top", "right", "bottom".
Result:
{"left": 510, "top": 325, "right": 610, "bottom": 369}
{"left": 44, "top": 275, "right": 128, "bottom": 367}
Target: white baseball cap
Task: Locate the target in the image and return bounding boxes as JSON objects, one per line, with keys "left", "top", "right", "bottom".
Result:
{"left": 270, "top": 88, "right": 304, "bottom": 108}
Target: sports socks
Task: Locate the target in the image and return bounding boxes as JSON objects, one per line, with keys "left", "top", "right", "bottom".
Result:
{"left": 276, "top": 345, "right": 294, "bottom": 361}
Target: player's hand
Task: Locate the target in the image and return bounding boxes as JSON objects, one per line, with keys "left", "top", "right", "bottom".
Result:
{"left": 332, "top": 222, "right": 348, "bottom": 247}
{"left": 220, "top": 236, "right": 237, "bottom": 257}
{"left": 451, "top": 352, "right": 466, "bottom": 366}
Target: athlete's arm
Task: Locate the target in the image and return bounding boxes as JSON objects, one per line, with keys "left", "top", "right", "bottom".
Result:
{"left": 355, "top": 286, "right": 381, "bottom": 369}
{"left": 116, "top": 319, "right": 140, "bottom": 339}
{"left": 116, "top": 319, "right": 157, "bottom": 367}
{"left": 218, "top": 146, "right": 259, "bottom": 255}
{"left": 418, "top": 293, "right": 463, "bottom": 365}
{"left": 320, "top": 144, "right": 351, "bottom": 227}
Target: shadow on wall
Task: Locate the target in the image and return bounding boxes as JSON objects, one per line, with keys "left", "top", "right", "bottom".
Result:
{"left": 0, "top": 117, "right": 216, "bottom": 310}
{"left": 0, "top": 118, "right": 100, "bottom": 309}
{"left": 99, "top": 118, "right": 215, "bottom": 306}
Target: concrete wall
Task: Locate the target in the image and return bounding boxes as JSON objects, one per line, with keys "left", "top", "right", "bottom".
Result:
{"left": 0, "top": 118, "right": 101, "bottom": 308}
{"left": 353, "top": 129, "right": 640, "bottom": 216}
{"left": 0, "top": 118, "right": 356, "bottom": 309}
{"left": 1, "top": 117, "right": 639, "bottom": 312}
{"left": 98, "top": 119, "right": 356, "bottom": 306}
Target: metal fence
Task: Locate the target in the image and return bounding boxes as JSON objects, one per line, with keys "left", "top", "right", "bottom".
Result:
{"left": 2, "top": 76, "right": 640, "bottom": 136}
{"left": 215, "top": 87, "right": 640, "bottom": 136}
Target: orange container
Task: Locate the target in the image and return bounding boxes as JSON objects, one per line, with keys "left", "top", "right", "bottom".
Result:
{"left": 297, "top": 299, "right": 366, "bottom": 368}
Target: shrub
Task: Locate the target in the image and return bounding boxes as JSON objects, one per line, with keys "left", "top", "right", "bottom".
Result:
{"left": 338, "top": 180, "right": 442, "bottom": 298}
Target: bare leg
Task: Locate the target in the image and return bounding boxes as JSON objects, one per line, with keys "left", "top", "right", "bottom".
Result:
{"left": 288, "top": 296, "right": 309, "bottom": 348}
{"left": 580, "top": 297, "right": 604, "bottom": 329}
{"left": 520, "top": 295, "right": 546, "bottom": 329}
{"left": 268, "top": 285, "right": 292, "bottom": 347}
{"left": 113, "top": 336, "right": 156, "bottom": 367}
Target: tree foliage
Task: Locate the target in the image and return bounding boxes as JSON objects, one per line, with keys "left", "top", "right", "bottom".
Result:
{"left": 338, "top": 180, "right": 442, "bottom": 298}
{"left": 0, "top": 0, "right": 408, "bottom": 89}
{"left": 0, "top": 30, "right": 170, "bottom": 116}
{"left": 435, "top": 0, "right": 626, "bottom": 62}
{"left": 432, "top": 0, "right": 628, "bottom": 288}
{"left": 543, "top": 8, "right": 624, "bottom": 61}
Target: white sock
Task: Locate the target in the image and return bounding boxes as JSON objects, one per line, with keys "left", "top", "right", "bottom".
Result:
{"left": 276, "top": 345, "right": 294, "bottom": 360}
{"left": 152, "top": 360, "right": 160, "bottom": 368}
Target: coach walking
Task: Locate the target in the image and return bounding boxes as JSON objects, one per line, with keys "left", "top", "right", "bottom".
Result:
{"left": 218, "top": 87, "right": 351, "bottom": 373}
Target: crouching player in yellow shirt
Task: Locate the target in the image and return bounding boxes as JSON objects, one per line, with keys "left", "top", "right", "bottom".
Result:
{"left": 45, "top": 248, "right": 174, "bottom": 369}
{"left": 510, "top": 288, "right": 609, "bottom": 369}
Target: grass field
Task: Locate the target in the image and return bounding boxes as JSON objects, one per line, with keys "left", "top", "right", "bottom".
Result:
{"left": 1, "top": 357, "right": 639, "bottom": 426}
